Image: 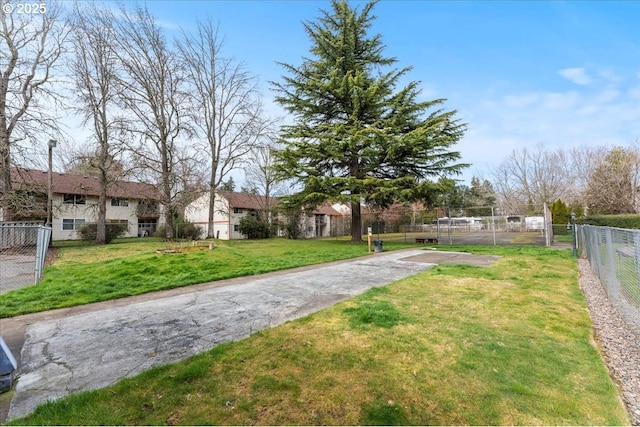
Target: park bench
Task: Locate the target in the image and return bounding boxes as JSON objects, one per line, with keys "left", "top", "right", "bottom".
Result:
{"left": 415, "top": 237, "right": 438, "bottom": 244}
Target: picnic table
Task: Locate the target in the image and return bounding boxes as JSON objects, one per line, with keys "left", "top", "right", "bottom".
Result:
{"left": 415, "top": 237, "right": 438, "bottom": 244}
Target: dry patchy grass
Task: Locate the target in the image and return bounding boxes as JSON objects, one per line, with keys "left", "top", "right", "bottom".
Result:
{"left": 10, "top": 246, "right": 630, "bottom": 425}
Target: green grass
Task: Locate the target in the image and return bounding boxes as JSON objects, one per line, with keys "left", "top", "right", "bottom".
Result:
{"left": 8, "top": 245, "right": 630, "bottom": 425}
{"left": 554, "top": 233, "right": 574, "bottom": 243}
{"left": 0, "top": 237, "right": 416, "bottom": 318}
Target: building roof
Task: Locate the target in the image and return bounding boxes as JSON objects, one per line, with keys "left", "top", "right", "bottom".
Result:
{"left": 218, "top": 191, "right": 341, "bottom": 216}
{"left": 313, "top": 204, "right": 341, "bottom": 216}
{"left": 11, "top": 168, "right": 161, "bottom": 201}
{"left": 218, "top": 190, "right": 279, "bottom": 210}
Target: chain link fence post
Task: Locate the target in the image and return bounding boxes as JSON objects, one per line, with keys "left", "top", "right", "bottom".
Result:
{"left": 0, "top": 223, "right": 50, "bottom": 294}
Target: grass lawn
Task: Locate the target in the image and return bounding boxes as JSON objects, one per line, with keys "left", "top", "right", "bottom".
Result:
{"left": 554, "top": 234, "right": 574, "bottom": 244}
{"left": 8, "top": 245, "right": 630, "bottom": 425}
{"left": 0, "top": 237, "right": 416, "bottom": 318}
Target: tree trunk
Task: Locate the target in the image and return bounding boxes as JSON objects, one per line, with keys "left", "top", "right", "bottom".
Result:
{"left": 350, "top": 199, "right": 363, "bottom": 242}
{"left": 0, "top": 136, "right": 12, "bottom": 221}
{"left": 207, "top": 157, "right": 216, "bottom": 238}
{"left": 207, "top": 184, "right": 215, "bottom": 238}
{"left": 95, "top": 139, "right": 109, "bottom": 244}
{"left": 96, "top": 172, "right": 107, "bottom": 244}
{"left": 162, "top": 144, "right": 173, "bottom": 240}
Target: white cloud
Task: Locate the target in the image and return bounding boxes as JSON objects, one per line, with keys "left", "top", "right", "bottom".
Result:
{"left": 503, "top": 93, "right": 538, "bottom": 108}
{"left": 558, "top": 67, "right": 592, "bottom": 85}
{"left": 577, "top": 105, "right": 598, "bottom": 116}
{"left": 542, "top": 91, "right": 581, "bottom": 110}
{"left": 629, "top": 85, "right": 640, "bottom": 100}
{"left": 595, "top": 89, "right": 620, "bottom": 103}
{"left": 596, "top": 67, "right": 622, "bottom": 84}
{"left": 454, "top": 76, "right": 640, "bottom": 182}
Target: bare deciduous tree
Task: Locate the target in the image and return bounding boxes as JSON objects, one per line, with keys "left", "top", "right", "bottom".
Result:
{"left": 568, "top": 146, "right": 608, "bottom": 194}
{"left": 172, "top": 144, "right": 207, "bottom": 216}
{"left": 177, "top": 18, "right": 271, "bottom": 238}
{"left": 585, "top": 145, "right": 640, "bottom": 215}
{"left": 243, "top": 136, "right": 287, "bottom": 223}
{"left": 0, "top": 2, "right": 67, "bottom": 220}
{"left": 112, "top": 4, "right": 188, "bottom": 239}
{"left": 68, "top": 4, "right": 126, "bottom": 243}
{"left": 491, "top": 145, "right": 584, "bottom": 214}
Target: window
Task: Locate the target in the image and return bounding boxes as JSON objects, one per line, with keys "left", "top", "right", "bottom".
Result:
{"left": 63, "top": 194, "right": 86, "bottom": 205}
{"left": 233, "top": 224, "right": 239, "bottom": 232}
{"left": 233, "top": 207, "right": 243, "bottom": 214}
{"left": 111, "top": 198, "right": 129, "bottom": 207}
{"left": 62, "top": 218, "right": 86, "bottom": 231}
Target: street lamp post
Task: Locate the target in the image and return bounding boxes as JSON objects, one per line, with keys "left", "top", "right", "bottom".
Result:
{"left": 47, "top": 139, "right": 57, "bottom": 228}
{"left": 570, "top": 212, "right": 578, "bottom": 258}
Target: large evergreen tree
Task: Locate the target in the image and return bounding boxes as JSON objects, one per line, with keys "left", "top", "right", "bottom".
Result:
{"left": 468, "top": 177, "right": 497, "bottom": 216}
{"left": 273, "top": 0, "right": 467, "bottom": 242}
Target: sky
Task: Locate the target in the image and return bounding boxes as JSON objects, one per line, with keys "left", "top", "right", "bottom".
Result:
{"left": 79, "top": 0, "right": 640, "bottom": 184}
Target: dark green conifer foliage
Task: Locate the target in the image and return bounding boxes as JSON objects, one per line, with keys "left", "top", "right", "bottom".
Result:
{"left": 272, "top": 0, "right": 467, "bottom": 242}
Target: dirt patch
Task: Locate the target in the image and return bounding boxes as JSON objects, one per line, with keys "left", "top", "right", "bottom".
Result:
{"left": 400, "top": 251, "right": 501, "bottom": 267}
{"left": 44, "top": 246, "right": 58, "bottom": 268}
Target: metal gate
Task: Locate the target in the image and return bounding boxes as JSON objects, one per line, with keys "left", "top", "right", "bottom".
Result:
{"left": 0, "top": 223, "right": 52, "bottom": 294}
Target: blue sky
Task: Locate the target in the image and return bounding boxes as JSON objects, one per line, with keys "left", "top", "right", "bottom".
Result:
{"left": 107, "top": 1, "right": 640, "bottom": 184}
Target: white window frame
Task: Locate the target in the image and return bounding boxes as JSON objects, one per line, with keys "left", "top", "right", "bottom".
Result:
{"left": 62, "top": 218, "right": 86, "bottom": 231}
{"left": 110, "top": 198, "right": 129, "bottom": 207}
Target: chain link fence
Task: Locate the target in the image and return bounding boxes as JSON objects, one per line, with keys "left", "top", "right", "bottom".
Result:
{"left": 577, "top": 225, "right": 640, "bottom": 332}
{"left": 0, "top": 223, "right": 52, "bottom": 294}
{"left": 355, "top": 205, "right": 554, "bottom": 246}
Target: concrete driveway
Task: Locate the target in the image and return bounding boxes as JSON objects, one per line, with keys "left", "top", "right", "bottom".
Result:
{"left": 4, "top": 249, "right": 452, "bottom": 421}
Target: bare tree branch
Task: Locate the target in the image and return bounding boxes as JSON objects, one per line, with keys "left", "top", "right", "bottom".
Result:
{"left": 177, "top": 17, "right": 273, "bottom": 237}
{"left": 67, "top": 3, "right": 129, "bottom": 243}
{"left": 111, "top": 4, "right": 189, "bottom": 239}
{"left": 1, "top": 1, "right": 68, "bottom": 220}
{"left": 490, "top": 144, "right": 590, "bottom": 214}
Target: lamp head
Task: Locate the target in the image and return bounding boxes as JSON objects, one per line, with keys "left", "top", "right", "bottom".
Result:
{"left": 48, "top": 139, "right": 57, "bottom": 148}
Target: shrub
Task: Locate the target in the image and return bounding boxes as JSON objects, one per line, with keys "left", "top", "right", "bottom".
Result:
{"left": 579, "top": 214, "right": 640, "bottom": 229}
{"left": 78, "top": 223, "right": 128, "bottom": 243}
{"left": 180, "top": 222, "right": 203, "bottom": 240}
{"left": 155, "top": 223, "right": 203, "bottom": 240}
{"left": 238, "top": 215, "right": 272, "bottom": 239}
{"left": 284, "top": 216, "right": 303, "bottom": 239}
{"left": 154, "top": 226, "right": 167, "bottom": 238}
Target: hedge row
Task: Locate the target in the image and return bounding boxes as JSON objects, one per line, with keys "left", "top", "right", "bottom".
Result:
{"left": 578, "top": 214, "right": 640, "bottom": 230}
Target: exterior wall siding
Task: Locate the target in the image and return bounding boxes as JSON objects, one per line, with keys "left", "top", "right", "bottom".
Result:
{"left": 185, "top": 192, "right": 344, "bottom": 240}
{"left": 51, "top": 194, "right": 163, "bottom": 241}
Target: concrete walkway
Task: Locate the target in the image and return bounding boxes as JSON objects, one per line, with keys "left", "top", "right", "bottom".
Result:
{"left": 4, "top": 249, "right": 447, "bottom": 421}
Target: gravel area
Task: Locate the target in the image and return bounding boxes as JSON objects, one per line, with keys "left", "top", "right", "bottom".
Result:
{"left": 578, "top": 258, "right": 640, "bottom": 425}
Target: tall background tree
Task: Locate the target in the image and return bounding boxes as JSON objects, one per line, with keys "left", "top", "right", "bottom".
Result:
{"left": 68, "top": 4, "right": 125, "bottom": 244}
{"left": 585, "top": 145, "right": 640, "bottom": 215}
{"left": 0, "top": 1, "right": 67, "bottom": 220}
{"left": 273, "top": 0, "right": 466, "bottom": 242}
{"left": 112, "top": 4, "right": 188, "bottom": 239}
{"left": 242, "top": 135, "right": 286, "bottom": 223}
{"left": 491, "top": 145, "right": 586, "bottom": 215}
{"left": 468, "top": 177, "right": 497, "bottom": 216}
{"left": 177, "top": 18, "right": 271, "bottom": 238}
